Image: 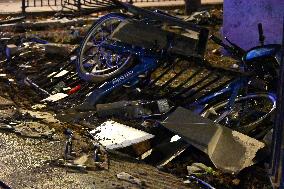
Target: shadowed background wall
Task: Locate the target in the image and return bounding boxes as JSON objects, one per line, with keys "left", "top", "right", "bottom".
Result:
{"left": 223, "top": 0, "right": 284, "bottom": 50}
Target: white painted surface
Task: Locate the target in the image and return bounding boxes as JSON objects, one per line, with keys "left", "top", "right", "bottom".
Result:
{"left": 91, "top": 120, "right": 154, "bottom": 150}
{"left": 42, "top": 93, "right": 68, "bottom": 102}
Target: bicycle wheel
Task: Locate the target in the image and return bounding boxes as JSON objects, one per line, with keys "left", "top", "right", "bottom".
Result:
{"left": 77, "top": 13, "right": 132, "bottom": 82}
{"left": 201, "top": 93, "right": 276, "bottom": 137}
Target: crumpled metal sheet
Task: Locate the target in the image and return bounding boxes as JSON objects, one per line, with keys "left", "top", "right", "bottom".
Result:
{"left": 162, "top": 107, "right": 265, "bottom": 174}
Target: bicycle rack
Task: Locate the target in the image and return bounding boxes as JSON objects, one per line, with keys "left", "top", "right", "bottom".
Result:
{"left": 62, "top": 0, "right": 120, "bottom": 12}
{"left": 99, "top": 59, "right": 242, "bottom": 109}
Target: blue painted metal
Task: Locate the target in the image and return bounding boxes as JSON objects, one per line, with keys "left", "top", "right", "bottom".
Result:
{"left": 186, "top": 175, "right": 216, "bottom": 189}
{"left": 244, "top": 44, "right": 281, "bottom": 62}
{"left": 29, "top": 37, "right": 49, "bottom": 44}
{"left": 85, "top": 56, "right": 157, "bottom": 106}
{"left": 196, "top": 79, "right": 243, "bottom": 106}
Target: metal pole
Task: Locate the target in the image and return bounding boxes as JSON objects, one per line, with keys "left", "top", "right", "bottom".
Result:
{"left": 22, "top": 0, "right": 26, "bottom": 14}
{"left": 270, "top": 16, "right": 284, "bottom": 189}
{"left": 279, "top": 17, "right": 284, "bottom": 189}
{"left": 77, "top": 0, "right": 81, "bottom": 11}
{"left": 184, "top": 0, "right": 201, "bottom": 15}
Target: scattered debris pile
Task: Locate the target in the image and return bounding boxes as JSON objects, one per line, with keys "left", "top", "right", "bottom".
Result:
{"left": 0, "top": 4, "right": 275, "bottom": 189}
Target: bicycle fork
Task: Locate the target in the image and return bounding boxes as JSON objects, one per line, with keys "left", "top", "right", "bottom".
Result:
{"left": 77, "top": 56, "right": 158, "bottom": 110}
{"left": 214, "top": 78, "right": 245, "bottom": 123}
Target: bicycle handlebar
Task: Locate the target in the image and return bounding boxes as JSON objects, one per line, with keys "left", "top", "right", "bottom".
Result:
{"left": 210, "top": 35, "right": 234, "bottom": 52}
{"left": 210, "top": 35, "right": 245, "bottom": 59}
{"left": 258, "top": 23, "right": 265, "bottom": 46}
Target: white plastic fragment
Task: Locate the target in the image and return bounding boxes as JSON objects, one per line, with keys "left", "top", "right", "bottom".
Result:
{"left": 54, "top": 70, "right": 69, "bottom": 78}
{"left": 170, "top": 135, "right": 181, "bottom": 143}
{"left": 41, "top": 93, "right": 68, "bottom": 102}
{"left": 90, "top": 120, "right": 154, "bottom": 150}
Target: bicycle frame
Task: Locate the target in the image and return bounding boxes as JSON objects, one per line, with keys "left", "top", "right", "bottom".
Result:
{"left": 190, "top": 76, "right": 248, "bottom": 120}
{"left": 84, "top": 55, "right": 157, "bottom": 107}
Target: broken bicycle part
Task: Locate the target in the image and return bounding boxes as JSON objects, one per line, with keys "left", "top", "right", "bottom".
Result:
{"left": 201, "top": 93, "right": 276, "bottom": 138}
{"left": 185, "top": 175, "right": 216, "bottom": 189}
{"left": 96, "top": 99, "right": 170, "bottom": 119}
{"left": 64, "top": 128, "right": 74, "bottom": 160}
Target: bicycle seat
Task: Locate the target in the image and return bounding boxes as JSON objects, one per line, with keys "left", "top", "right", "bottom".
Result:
{"left": 244, "top": 44, "right": 281, "bottom": 62}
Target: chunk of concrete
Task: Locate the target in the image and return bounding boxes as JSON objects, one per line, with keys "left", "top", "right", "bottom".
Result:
{"left": 14, "top": 122, "right": 55, "bottom": 138}
{"left": 117, "top": 172, "right": 146, "bottom": 186}
{"left": 187, "top": 163, "right": 215, "bottom": 175}
{"left": 20, "top": 110, "right": 60, "bottom": 124}
{"left": 162, "top": 107, "right": 265, "bottom": 173}
{"left": 90, "top": 120, "right": 154, "bottom": 150}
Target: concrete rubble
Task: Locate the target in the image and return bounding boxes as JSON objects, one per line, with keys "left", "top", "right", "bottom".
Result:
{"left": 117, "top": 172, "right": 146, "bottom": 187}
{"left": 162, "top": 107, "right": 265, "bottom": 173}
{"left": 13, "top": 121, "right": 55, "bottom": 138}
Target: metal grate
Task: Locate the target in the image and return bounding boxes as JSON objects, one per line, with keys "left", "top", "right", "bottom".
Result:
{"left": 22, "top": 0, "right": 63, "bottom": 13}
{"left": 22, "top": 0, "right": 183, "bottom": 13}
{"left": 125, "top": 60, "right": 237, "bottom": 107}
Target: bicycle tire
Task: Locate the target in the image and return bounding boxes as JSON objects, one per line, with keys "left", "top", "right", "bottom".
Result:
{"left": 77, "top": 13, "right": 132, "bottom": 82}
{"left": 200, "top": 92, "right": 276, "bottom": 136}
